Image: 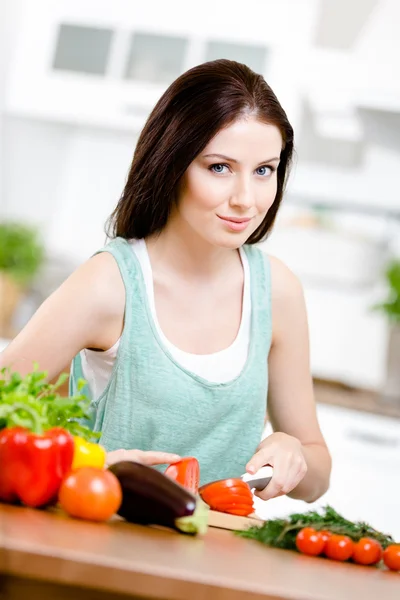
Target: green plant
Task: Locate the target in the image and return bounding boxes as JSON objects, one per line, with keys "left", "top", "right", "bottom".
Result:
{"left": 374, "top": 260, "right": 400, "bottom": 323}
{"left": 0, "top": 221, "right": 45, "bottom": 286}
{"left": 0, "top": 365, "right": 99, "bottom": 441}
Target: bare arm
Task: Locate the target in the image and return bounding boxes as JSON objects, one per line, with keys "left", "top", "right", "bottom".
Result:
{"left": 0, "top": 252, "right": 182, "bottom": 467}
{"left": 247, "top": 256, "right": 331, "bottom": 503}
{"left": 0, "top": 252, "right": 125, "bottom": 379}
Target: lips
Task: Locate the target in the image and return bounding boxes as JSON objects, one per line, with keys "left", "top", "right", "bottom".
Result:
{"left": 217, "top": 216, "right": 252, "bottom": 223}
{"left": 217, "top": 215, "right": 253, "bottom": 232}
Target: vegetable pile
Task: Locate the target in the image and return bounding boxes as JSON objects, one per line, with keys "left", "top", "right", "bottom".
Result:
{"left": 0, "top": 367, "right": 99, "bottom": 439}
{"left": 237, "top": 505, "right": 400, "bottom": 572}
{"left": 1, "top": 365, "right": 399, "bottom": 569}
{"left": 164, "top": 457, "right": 255, "bottom": 517}
{"left": 0, "top": 366, "right": 210, "bottom": 535}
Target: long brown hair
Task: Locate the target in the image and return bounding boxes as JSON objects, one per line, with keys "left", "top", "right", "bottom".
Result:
{"left": 106, "top": 59, "right": 294, "bottom": 244}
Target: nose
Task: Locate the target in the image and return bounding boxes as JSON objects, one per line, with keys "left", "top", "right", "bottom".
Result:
{"left": 229, "top": 177, "right": 254, "bottom": 210}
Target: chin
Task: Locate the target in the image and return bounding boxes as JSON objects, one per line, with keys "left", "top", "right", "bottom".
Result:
{"left": 212, "top": 232, "right": 250, "bottom": 250}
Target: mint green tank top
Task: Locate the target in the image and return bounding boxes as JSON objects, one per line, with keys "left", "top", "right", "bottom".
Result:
{"left": 70, "top": 237, "right": 272, "bottom": 485}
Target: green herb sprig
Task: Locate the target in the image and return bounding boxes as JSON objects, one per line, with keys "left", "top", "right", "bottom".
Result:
{"left": 236, "top": 506, "right": 396, "bottom": 549}
{"left": 0, "top": 365, "right": 99, "bottom": 441}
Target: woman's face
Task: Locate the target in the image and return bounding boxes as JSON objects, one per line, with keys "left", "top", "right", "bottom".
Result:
{"left": 176, "top": 116, "right": 283, "bottom": 249}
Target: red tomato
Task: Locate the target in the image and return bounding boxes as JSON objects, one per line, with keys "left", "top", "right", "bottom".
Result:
{"left": 383, "top": 544, "right": 400, "bottom": 571}
{"left": 296, "top": 528, "right": 325, "bottom": 556}
{"left": 352, "top": 538, "right": 383, "bottom": 566}
{"left": 325, "top": 535, "right": 354, "bottom": 561}
{"left": 320, "top": 530, "right": 331, "bottom": 543}
{"left": 59, "top": 467, "right": 122, "bottom": 522}
{"left": 164, "top": 457, "right": 199, "bottom": 494}
{"left": 320, "top": 530, "right": 332, "bottom": 550}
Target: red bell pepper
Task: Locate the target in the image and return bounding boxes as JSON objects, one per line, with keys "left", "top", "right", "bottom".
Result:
{"left": 164, "top": 457, "right": 200, "bottom": 494}
{"left": 199, "top": 478, "right": 254, "bottom": 516}
{"left": 0, "top": 426, "right": 74, "bottom": 508}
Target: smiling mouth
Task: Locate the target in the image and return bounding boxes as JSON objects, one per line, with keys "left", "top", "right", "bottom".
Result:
{"left": 217, "top": 216, "right": 252, "bottom": 223}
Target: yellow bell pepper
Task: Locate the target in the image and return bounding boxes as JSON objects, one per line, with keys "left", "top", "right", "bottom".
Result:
{"left": 72, "top": 436, "right": 106, "bottom": 470}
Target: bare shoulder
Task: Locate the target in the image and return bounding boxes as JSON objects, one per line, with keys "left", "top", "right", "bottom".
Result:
{"left": 72, "top": 251, "right": 125, "bottom": 318}
{"left": 0, "top": 250, "right": 126, "bottom": 378}
{"left": 266, "top": 254, "right": 308, "bottom": 344}
{"left": 268, "top": 254, "right": 304, "bottom": 303}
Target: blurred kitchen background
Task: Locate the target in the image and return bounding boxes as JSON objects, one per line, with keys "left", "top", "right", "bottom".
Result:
{"left": 1, "top": 0, "right": 400, "bottom": 537}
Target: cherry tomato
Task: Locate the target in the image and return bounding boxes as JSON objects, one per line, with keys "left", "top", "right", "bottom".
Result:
{"left": 296, "top": 528, "right": 325, "bottom": 556}
{"left": 59, "top": 467, "right": 122, "bottom": 522}
{"left": 320, "top": 530, "right": 332, "bottom": 550}
{"left": 325, "top": 534, "right": 354, "bottom": 561}
{"left": 352, "top": 538, "right": 383, "bottom": 566}
{"left": 383, "top": 544, "right": 400, "bottom": 571}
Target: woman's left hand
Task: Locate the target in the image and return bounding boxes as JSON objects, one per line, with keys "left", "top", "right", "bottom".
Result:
{"left": 246, "top": 432, "right": 308, "bottom": 501}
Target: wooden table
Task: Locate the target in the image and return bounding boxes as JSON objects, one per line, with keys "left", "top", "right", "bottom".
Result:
{"left": 0, "top": 504, "right": 398, "bottom": 600}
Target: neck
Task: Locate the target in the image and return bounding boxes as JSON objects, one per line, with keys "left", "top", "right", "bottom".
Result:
{"left": 146, "top": 215, "right": 239, "bottom": 279}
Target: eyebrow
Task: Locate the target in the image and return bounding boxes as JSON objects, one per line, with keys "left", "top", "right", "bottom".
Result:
{"left": 202, "top": 153, "right": 280, "bottom": 165}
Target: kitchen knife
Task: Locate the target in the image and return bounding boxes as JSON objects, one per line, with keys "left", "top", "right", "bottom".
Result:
{"left": 241, "top": 465, "right": 273, "bottom": 491}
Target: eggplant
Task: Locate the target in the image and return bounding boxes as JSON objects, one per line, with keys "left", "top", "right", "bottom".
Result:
{"left": 108, "top": 461, "right": 208, "bottom": 535}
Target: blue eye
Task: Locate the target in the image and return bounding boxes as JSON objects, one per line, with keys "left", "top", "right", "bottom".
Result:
{"left": 210, "top": 163, "right": 228, "bottom": 174}
{"left": 256, "top": 165, "right": 274, "bottom": 176}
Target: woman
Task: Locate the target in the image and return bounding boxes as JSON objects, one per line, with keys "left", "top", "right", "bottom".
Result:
{"left": 0, "top": 59, "right": 331, "bottom": 500}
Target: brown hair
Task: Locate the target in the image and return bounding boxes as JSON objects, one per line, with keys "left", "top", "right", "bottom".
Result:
{"left": 107, "top": 59, "right": 294, "bottom": 244}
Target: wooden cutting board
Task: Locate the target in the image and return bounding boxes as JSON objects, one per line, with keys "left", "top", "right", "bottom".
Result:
{"left": 208, "top": 510, "right": 264, "bottom": 531}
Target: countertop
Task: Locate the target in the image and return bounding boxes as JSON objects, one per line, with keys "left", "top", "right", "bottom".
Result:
{"left": 313, "top": 379, "right": 400, "bottom": 420}
{"left": 0, "top": 504, "right": 398, "bottom": 600}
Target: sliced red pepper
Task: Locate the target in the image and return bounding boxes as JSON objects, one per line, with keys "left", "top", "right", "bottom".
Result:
{"left": 205, "top": 496, "right": 254, "bottom": 509}
{"left": 199, "top": 478, "right": 254, "bottom": 516}
{"left": 222, "top": 506, "right": 254, "bottom": 517}
{"left": 203, "top": 498, "right": 254, "bottom": 516}
{"left": 201, "top": 490, "right": 253, "bottom": 508}
{"left": 200, "top": 478, "right": 252, "bottom": 494}
{"left": 201, "top": 485, "right": 252, "bottom": 499}
{"left": 200, "top": 478, "right": 253, "bottom": 501}
{"left": 211, "top": 501, "right": 254, "bottom": 513}
{"left": 0, "top": 426, "right": 74, "bottom": 508}
{"left": 164, "top": 457, "right": 200, "bottom": 494}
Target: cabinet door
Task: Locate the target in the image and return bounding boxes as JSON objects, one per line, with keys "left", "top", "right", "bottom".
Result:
{"left": 52, "top": 23, "right": 114, "bottom": 75}
{"left": 124, "top": 32, "right": 188, "bottom": 85}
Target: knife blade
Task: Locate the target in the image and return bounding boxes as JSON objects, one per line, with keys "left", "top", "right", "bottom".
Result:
{"left": 242, "top": 475, "right": 272, "bottom": 491}
{"left": 241, "top": 465, "right": 273, "bottom": 491}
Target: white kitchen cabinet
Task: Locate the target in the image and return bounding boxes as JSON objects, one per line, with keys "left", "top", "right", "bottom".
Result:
{"left": 254, "top": 404, "right": 400, "bottom": 542}
{"left": 258, "top": 228, "right": 390, "bottom": 391}
{"left": 304, "top": 285, "right": 388, "bottom": 390}
{"left": 5, "top": 0, "right": 279, "bottom": 132}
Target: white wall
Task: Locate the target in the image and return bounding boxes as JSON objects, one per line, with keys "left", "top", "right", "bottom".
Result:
{"left": 45, "top": 127, "right": 136, "bottom": 262}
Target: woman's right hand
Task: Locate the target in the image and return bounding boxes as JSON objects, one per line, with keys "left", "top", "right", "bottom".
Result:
{"left": 106, "top": 449, "right": 181, "bottom": 468}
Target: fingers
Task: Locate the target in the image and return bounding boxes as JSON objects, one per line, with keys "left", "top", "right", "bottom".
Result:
{"left": 255, "top": 456, "right": 307, "bottom": 501}
{"left": 135, "top": 451, "right": 182, "bottom": 466}
{"left": 246, "top": 449, "right": 271, "bottom": 475}
{"left": 106, "top": 449, "right": 181, "bottom": 467}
